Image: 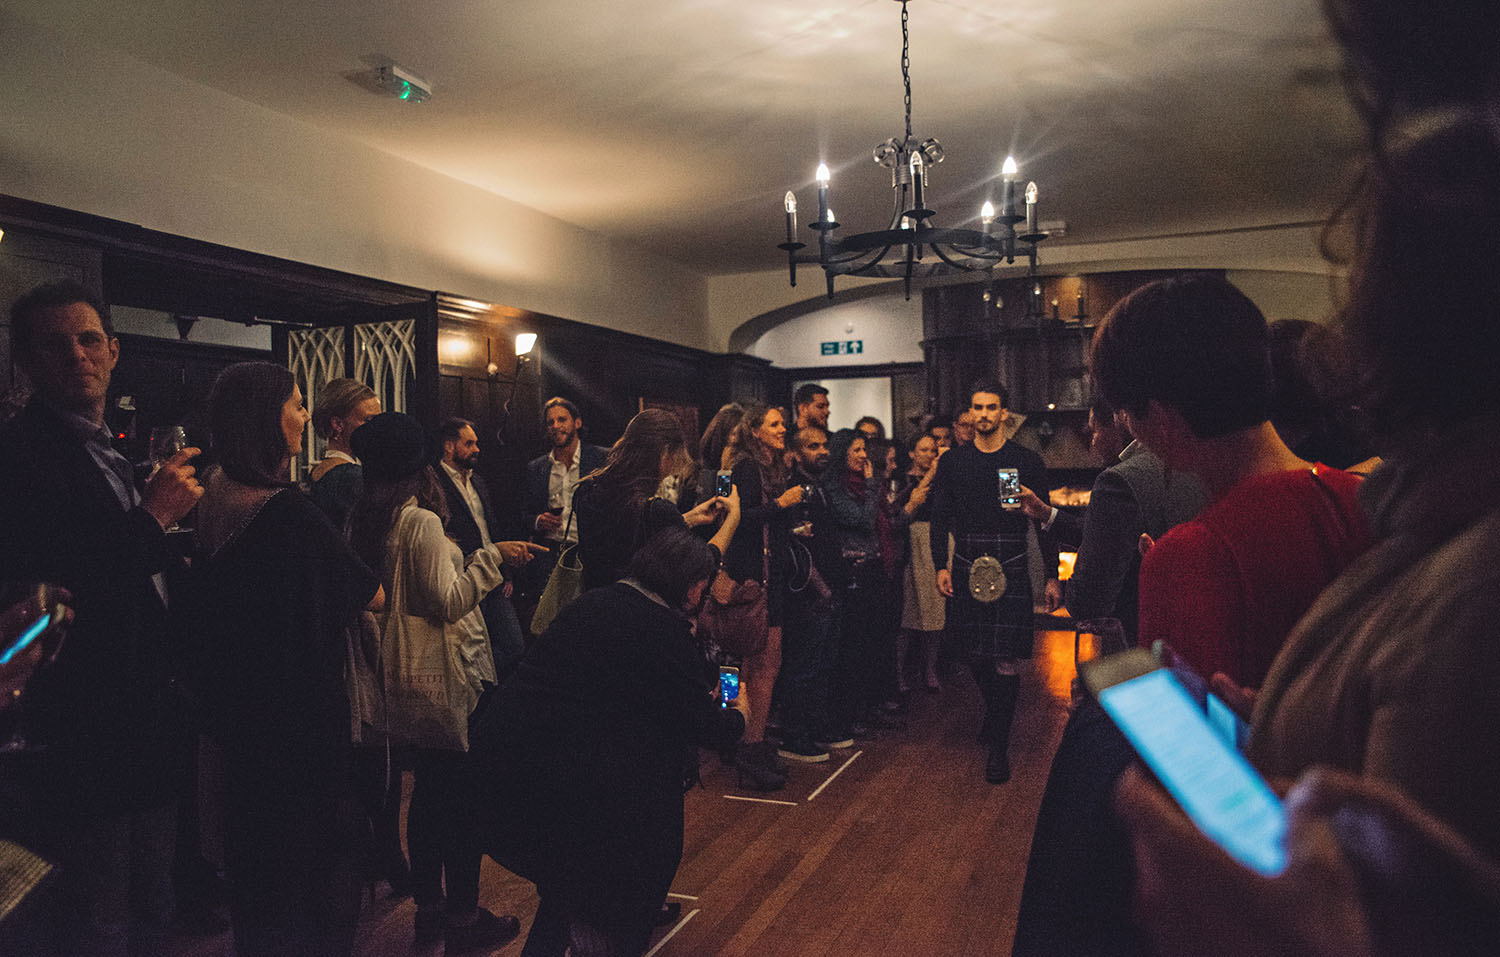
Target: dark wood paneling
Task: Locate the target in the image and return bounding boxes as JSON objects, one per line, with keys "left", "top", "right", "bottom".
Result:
{"left": 923, "top": 269, "right": 1223, "bottom": 415}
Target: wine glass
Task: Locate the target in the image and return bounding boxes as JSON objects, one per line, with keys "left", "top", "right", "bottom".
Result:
{"left": 148, "top": 426, "right": 187, "bottom": 475}
{"left": 148, "top": 426, "right": 188, "bottom": 531}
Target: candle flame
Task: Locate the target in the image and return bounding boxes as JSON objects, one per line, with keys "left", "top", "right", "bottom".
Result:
{"left": 816, "top": 163, "right": 831, "bottom": 186}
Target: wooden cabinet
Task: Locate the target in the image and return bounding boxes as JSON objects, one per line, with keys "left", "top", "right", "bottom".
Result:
{"left": 922, "top": 269, "right": 1221, "bottom": 416}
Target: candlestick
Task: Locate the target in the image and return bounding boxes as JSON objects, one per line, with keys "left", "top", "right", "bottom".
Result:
{"left": 1025, "top": 181, "right": 1038, "bottom": 234}
{"left": 1002, "top": 156, "right": 1018, "bottom": 218}
{"left": 816, "top": 163, "right": 831, "bottom": 227}
{"left": 784, "top": 191, "right": 797, "bottom": 244}
{"left": 910, "top": 152, "right": 925, "bottom": 213}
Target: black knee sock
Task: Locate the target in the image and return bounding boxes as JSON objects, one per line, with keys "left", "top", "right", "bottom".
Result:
{"left": 990, "top": 673, "right": 1021, "bottom": 749}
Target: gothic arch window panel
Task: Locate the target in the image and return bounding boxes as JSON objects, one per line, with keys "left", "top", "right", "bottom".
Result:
{"left": 287, "top": 326, "right": 347, "bottom": 481}
{"left": 355, "top": 319, "right": 416, "bottom": 418}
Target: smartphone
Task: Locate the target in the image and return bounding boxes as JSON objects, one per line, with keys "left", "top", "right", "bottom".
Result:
{"left": 0, "top": 610, "right": 52, "bottom": 667}
{"left": 1150, "top": 639, "right": 1251, "bottom": 751}
{"left": 718, "top": 665, "right": 740, "bottom": 706}
{"left": 1082, "top": 648, "right": 1287, "bottom": 876}
{"left": 715, "top": 470, "right": 733, "bottom": 498}
{"left": 997, "top": 467, "right": 1022, "bottom": 510}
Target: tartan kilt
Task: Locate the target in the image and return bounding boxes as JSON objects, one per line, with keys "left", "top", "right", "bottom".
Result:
{"left": 946, "top": 530, "right": 1034, "bottom": 660}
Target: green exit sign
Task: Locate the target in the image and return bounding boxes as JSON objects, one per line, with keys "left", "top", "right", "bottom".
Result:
{"left": 820, "top": 340, "right": 863, "bottom": 356}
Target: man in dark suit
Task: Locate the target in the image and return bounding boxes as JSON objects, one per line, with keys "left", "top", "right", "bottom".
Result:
{"left": 436, "top": 417, "right": 526, "bottom": 669}
{"left": 523, "top": 397, "right": 607, "bottom": 601}
{"left": 0, "top": 280, "right": 202, "bottom": 954}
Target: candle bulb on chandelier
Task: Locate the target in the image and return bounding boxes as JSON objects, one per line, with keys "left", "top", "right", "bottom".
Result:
{"left": 910, "top": 151, "right": 925, "bottom": 214}
{"left": 1002, "top": 156, "right": 1019, "bottom": 217}
{"left": 981, "top": 200, "right": 995, "bottom": 234}
{"left": 784, "top": 192, "right": 797, "bottom": 244}
{"left": 1025, "top": 181, "right": 1039, "bottom": 234}
{"left": 816, "top": 163, "right": 831, "bottom": 226}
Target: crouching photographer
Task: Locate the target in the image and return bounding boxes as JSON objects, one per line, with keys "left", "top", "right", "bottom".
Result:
{"left": 469, "top": 526, "right": 747, "bottom": 956}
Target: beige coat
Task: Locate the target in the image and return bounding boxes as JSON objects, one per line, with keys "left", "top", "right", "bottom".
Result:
{"left": 1250, "top": 417, "right": 1500, "bottom": 859}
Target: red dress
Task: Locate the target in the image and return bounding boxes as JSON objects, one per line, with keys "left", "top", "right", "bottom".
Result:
{"left": 1137, "top": 466, "right": 1370, "bottom": 687}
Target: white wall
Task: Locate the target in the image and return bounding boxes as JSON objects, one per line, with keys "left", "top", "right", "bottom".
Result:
{"left": 748, "top": 295, "right": 923, "bottom": 368}
{"left": 0, "top": 10, "right": 711, "bottom": 349}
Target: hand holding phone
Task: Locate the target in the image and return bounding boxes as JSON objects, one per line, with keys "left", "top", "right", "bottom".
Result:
{"left": 997, "top": 467, "right": 1022, "bottom": 510}
{"left": 718, "top": 666, "right": 740, "bottom": 707}
{"left": 1084, "top": 649, "right": 1287, "bottom": 876}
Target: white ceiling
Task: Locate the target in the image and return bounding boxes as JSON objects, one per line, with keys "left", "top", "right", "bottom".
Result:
{"left": 3, "top": 0, "right": 1361, "bottom": 278}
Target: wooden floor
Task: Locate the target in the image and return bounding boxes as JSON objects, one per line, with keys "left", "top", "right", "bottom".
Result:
{"left": 171, "top": 623, "right": 1082, "bottom": 956}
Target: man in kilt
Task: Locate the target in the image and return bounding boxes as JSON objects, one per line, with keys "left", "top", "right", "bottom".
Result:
{"left": 929, "top": 381, "right": 1062, "bottom": 783}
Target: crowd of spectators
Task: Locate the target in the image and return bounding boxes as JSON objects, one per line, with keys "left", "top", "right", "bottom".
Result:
{"left": 2, "top": 0, "right": 1499, "bottom": 951}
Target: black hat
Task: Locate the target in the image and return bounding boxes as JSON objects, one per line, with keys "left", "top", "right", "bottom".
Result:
{"left": 351, "top": 412, "right": 431, "bottom": 482}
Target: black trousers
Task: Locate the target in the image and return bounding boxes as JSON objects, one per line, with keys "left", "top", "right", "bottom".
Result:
{"left": 409, "top": 747, "right": 483, "bottom": 914}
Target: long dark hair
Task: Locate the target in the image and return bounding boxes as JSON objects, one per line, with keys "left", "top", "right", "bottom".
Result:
{"left": 698, "top": 402, "right": 744, "bottom": 468}
{"left": 585, "top": 408, "right": 693, "bottom": 515}
{"left": 346, "top": 466, "right": 450, "bottom": 573}
{"left": 206, "top": 361, "right": 296, "bottom": 488}
{"left": 725, "top": 402, "right": 787, "bottom": 493}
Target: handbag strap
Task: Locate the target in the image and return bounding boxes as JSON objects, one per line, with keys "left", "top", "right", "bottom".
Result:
{"left": 761, "top": 523, "right": 770, "bottom": 584}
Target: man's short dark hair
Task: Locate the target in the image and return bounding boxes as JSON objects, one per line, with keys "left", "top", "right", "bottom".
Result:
{"left": 968, "top": 380, "right": 1010, "bottom": 409}
{"left": 440, "top": 417, "right": 476, "bottom": 442}
{"left": 1090, "top": 274, "right": 1271, "bottom": 439}
{"left": 10, "top": 280, "right": 113, "bottom": 359}
{"left": 792, "top": 425, "right": 828, "bottom": 451}
{"left": 542, "top": 396, "right": 581, "bottom": 422}
{"left": 628, "top": 526, "right": 720, "bottom": 609}
{"left": 793, "top": 383, "right": 829, "bottom": 409}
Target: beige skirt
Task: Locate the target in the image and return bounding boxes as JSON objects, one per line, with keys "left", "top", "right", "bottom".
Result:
{"left": 901, "top": 521, "right": 947, "bottom": 632}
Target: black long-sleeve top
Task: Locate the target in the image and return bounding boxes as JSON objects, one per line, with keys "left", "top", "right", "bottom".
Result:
{"left": 928, "top": 439, "right": 1059, "bottom": 579}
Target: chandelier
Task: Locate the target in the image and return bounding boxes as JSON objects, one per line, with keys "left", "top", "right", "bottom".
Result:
{"left": 778, "top": 0, "right": 1048, "bottom": 301}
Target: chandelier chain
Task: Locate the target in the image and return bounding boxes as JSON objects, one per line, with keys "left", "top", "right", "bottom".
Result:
{"left": 901, "top": 0, "right": 912, "bottom": 143}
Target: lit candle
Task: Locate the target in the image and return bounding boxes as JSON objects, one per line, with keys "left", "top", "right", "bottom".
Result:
{"left": 784, "top": 191, "right": 797, "bottom": 244}
{"left": 1025, "top": 181, "right": 1038, "bottom": 234}
{"left": 816, "top": 163, "right": 831, "bottom": 226}
{"left": 1002, "top": 156, "right": 1018, "bottom": 218}
{"left": 981, "top": 200, "right": 995, "bottom": 234}
{"left": 910, "top": 151, "right": 925, "bottom": 213}
{"left": 1051, "top": 299, "right": 1060, "bottom": 321}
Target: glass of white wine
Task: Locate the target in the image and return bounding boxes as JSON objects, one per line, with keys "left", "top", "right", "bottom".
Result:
{"left": 148, "top": 426, "right": 188, "bottom": 530}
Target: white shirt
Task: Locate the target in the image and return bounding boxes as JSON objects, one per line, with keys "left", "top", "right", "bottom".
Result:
{"left": 546, "top": 445, "right": 583, "bottom": 544}
{"left": 440, "top": 460, "right": 492, "bottom": 547}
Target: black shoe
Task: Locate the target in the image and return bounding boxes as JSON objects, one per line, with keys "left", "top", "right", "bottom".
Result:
{"left": 655, "top": 901, "right": 683, "bottom": 926}
{"left": 777, "top": 735, "right": 830, "bottom": 763}
{"left": 814, "top": 730, "right": 855, "bottom": 750}
{"left": 445, "top": 907, "right": 521, "bottom": 953}
{"left": 734, "top": 741, "right": 788, "bottom": 791}
{"left": 985, "top": 741, "right": 1012, "bottom": 784}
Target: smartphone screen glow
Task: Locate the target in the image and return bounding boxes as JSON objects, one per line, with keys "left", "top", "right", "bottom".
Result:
{"left": 1099, "top": 669, "right": 1287, "bottom": 876}
{"left": 1, "top": 611, "right": 49, "bottom": 666}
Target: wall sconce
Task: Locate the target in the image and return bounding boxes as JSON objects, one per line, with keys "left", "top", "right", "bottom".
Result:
{"left": 515, "top": 333, "right": 537, "bottom": 359}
